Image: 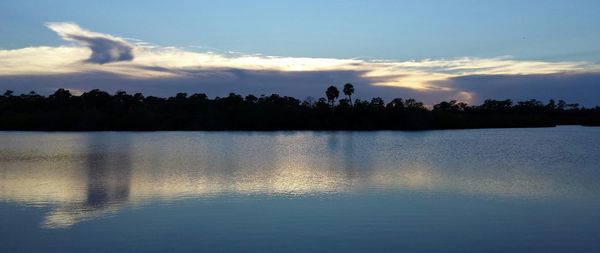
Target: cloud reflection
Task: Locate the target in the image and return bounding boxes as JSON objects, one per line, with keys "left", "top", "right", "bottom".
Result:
{"left": 1, "top": 130, "right": 599, "bottom": 228}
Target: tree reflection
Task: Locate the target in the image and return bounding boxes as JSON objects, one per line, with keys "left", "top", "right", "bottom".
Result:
{"left": 43, "top": 134, "right": 132, "bottom": 228}
{"left": 0, "top": 130, "right": 599, "bottom": 229}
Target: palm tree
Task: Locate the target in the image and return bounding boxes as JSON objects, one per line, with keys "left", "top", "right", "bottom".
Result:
{"left": 325, "top": 86, "right": 340, "bottom": 107}
{"left": 343, "top": 83, "right": 354, "bottom": 106}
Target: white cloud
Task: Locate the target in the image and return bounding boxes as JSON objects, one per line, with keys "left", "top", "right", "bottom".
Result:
{"left": 1, "top": 22, "right": 600, "bottom": 102}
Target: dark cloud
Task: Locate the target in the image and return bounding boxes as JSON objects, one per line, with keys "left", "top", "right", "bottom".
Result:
{"left": 0, "top": 68, "right": 460, "bottom": 104}
{"left": 440, "top": 73, "right": 600, "bottom": 106}
{"left": 69, "top": 35, "right": 134, "bottom": 64}
{"left": 2, "top": 65, "right": 599, "bottom": 106}
{"left": 46, "top": 22, "right": 134, "bottom": 64}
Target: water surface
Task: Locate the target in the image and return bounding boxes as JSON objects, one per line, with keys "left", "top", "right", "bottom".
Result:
{"left": 1, "top": 127, "right": 600, "bottom": 252}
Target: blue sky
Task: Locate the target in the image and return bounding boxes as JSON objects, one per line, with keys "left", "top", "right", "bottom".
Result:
{"left": 1, "top": 0, "right": 600, "bottom": 105}
{"left": 2, "top": 0, "right": 600, "bottom": 61}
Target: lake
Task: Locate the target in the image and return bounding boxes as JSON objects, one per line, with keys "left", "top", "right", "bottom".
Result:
{"left": 1, "top": 127, "right": 600, "bottom": 252}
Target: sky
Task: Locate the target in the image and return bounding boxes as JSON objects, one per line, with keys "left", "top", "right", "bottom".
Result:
{"left": 1, "top": 0, "right": 600, "bottom": 105}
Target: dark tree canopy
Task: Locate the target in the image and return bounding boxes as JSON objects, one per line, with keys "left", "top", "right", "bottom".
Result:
{"left": 0, "top": 86, "right": 598, "bottom": 131}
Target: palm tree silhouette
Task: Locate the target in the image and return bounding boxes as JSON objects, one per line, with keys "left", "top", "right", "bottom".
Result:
{"left": 343, "top": 83, "right": 354, "bottom": 107}
{"left": 325, "top": 86, "right": 340, "bottom": 107}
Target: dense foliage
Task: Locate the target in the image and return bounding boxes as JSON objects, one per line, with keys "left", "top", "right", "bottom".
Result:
{"left": 0, "top": 86, "right": 598, "bottom": 131}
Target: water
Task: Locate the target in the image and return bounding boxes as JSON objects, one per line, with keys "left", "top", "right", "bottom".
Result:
{"left": 1, "top": 127, "right": 600, "bottom": 252}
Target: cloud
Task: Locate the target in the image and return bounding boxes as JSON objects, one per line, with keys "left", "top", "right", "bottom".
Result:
{"left": 438, "top": 73, "right": 600, "bottom": 106}
{"left": 0, "top": 70, "right": 464, "bottom": 104}
{"left": 46, "top": 22, "right": 134, "bottom": 64}
{"left": 0, "top": 22, "right": 600, "bottom": 105}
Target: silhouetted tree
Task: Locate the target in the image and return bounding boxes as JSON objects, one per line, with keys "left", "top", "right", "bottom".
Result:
{"left": 546, "top": 99, "right": 557, "bottom": 111}
{"left": 434, "top": 100, "right": 468, "bottom": 112}
{"left": 404, "top": 98, "right": 426, "bottom": 110}
{"left": 245, "top": 94, "right": 258, "bottom": 104}
{"left": 338, "top": 98, "right": 351, "bottom": 109}
{"left": 0, "top": 87, "right": 597, "bottom": 131}
{"left": 370, "top": 97, "right": 385, "bottom": 110}
{"left": 325, "top": 86, "right": 340, "bottom": 107}
{"left": 557, "top": 100, "right": 567, "bottom": 111}
{"left": 302, "top": 96, "right": 315, "bottom": 108}
{"left": 479, "top": 99, "right": 512, "bottom": 112}
{"left": 50, "top": 88, "right": 72, "bottom": 100}
{"left": 82, "top": 89, "right": 111, "bottom": 108}
{"left": 386, "top": 98, "right": 404, "bottom": 110}
{"left": 343, "top": 83, "right": 355, "bottom": 107}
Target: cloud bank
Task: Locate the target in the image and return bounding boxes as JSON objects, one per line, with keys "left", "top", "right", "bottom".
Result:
{"left": 0, "top": 22, "right": 599, "bottom": 105}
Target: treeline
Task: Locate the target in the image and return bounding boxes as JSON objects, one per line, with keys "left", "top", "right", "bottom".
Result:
{"left": 0, "top": 85, "right": 598, "bottom": 131}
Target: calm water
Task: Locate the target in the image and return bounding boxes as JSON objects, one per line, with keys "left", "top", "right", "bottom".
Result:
{"left": 1, "top": 127, "right": 600, "bottom": 252}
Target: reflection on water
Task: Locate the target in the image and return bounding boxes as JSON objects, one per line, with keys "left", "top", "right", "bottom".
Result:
{"left": 1, "top": 127, "right": 600, "bottom": 228}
